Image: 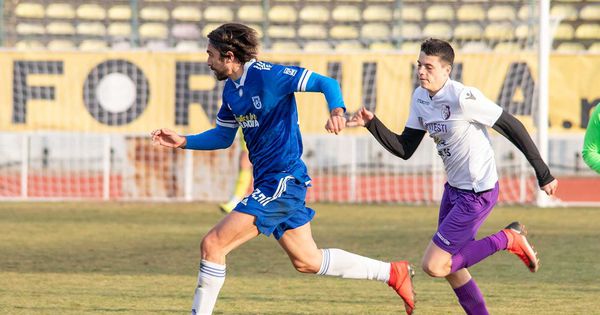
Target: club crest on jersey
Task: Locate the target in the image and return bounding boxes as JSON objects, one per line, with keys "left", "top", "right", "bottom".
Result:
{"left": 234, "top": 113, "right": 260, "bottom": 128}
{"left": 441, "top": 104, "right": 451, "bottom": 120}
{"left": 252, "top": 96, "right": 262, "bottom": 109}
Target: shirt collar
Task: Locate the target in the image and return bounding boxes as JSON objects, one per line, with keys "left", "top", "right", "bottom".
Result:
{"left": 232, "top": 59, "right": 256, "bottom": 89}
{"left": 431, "top": 78, "right": 451, "bottom": 100}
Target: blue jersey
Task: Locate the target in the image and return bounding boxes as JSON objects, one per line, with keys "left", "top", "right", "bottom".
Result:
{"left": 216, "top": 60, "right": 314, "bottom": 186}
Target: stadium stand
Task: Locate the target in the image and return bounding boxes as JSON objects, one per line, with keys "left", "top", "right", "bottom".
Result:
{"left": 1, "top": 0, "right": 598, "bottom": 51}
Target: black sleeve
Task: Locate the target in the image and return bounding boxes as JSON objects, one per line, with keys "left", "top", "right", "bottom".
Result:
{"left": 492, "top": 110, "right": 555, "bottom": 187}
{"left": 365, "top": 115, "right": 426, "bottom": 160}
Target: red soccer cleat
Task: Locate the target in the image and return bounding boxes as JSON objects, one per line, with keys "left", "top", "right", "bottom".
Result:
{"left": 503, "top": 221, "right": 540, "bottom": 273}
{"left": 388, "top": 261, "right": 415, "bottom": 315}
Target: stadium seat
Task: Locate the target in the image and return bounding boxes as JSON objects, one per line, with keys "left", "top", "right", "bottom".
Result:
{"left": 247, "top": 24, "right": 264, "bottom": 38}
{"left": 238, "top": 5, "right": 265, "bottom": 23}
{"left": 394, "top": 23, "right": 422, "bottom": 40}
{"left": 15, "top": 40, "right": 44, "bottom": 50}
{"left": 204, "top": 6, "right": 234, "bottom": 22}
{"left": 517, "top": 5, "right": 537, "bottom": 21}
{"left": 267, "top": 26, "right": 296, "bottom": 39}
{"left": 16, "top": 23, "right": 45, "bottom": 35}
{"left": 456, "top": 5, "right": 485, "bottom": 21}
{"left": 303, "top": 41, "right": 332, "bottom": 52}
{"left": 453, "top": 23, "right": 483, "bottom": 40}
{"left": 299, "top": 6, "right": 329, "bottom": 23}
{"left": 588, "top": 42, "right": 600, "bottom": 52}
{"left": 493, "top": 42, "right": 522, "bottom": 52}
{"left": 175, "top": 41, "right": 201, "bottom": 51}
{"left": 172, "top": 6, "right": 202, "bottom": 22}
{"left": 459, "top": 41, "right": 491, "bottom": 52}
{"left": 298, "top": 25, "right": 328, "bottom": 39}
{"left": 580, "top": 5, "right": 600, "bottom": 20}
{"left": 422, "top": 23, "right": 452, "bottom": 39}
{"left": 15, "top": 3, "right": 45, "bottom": 19}
{"left": 270, "top": 41, "right": 301, "bottom": 51}
{"left": 144, "top": 40, "right": 169, "bottom": 50}
{"left": 484, "top": 23, "right": 514, "bottom": 40}
{"left": 139, "top": 23, "right": 169, "bottom": 39}
{"left": 515, "top": 24, "right": 536, "bottom": 39}
{"left": 172, "top": 23, "right": 201, "bottom": 39}
{"left": 335, "top": 41, "right": 364, "bottom": 51}
{"left": 399, "top": 41, "right": 421, "bottom": 53}
{"left": 550, "top": 4, "right": 578, "bottom": 21}
{"left": 361, "top": 23, "right": 391, "bottom": 40}
{"left": 108, "top": 23, "right": 132, "bottom": 37}
{"left": 268, "top": 6, "right": 297, "bottom": 23}
{"left": 46, "top": 3, "right": 75, "bottom": 19}
{"left": 46, "top": 22, "right": 76, "bottom": 35}
{"left": 329, "top": 25, "right": 359, "bottom": 40}
{"left": 425, "top": 5, "right": 454, "bottom": 21}
{"left": 112, "top": 41, "right": 132, "bottom": 49}
{"left": 396, "top": 6, "right": 422, "bottom": 22}
{"left": 369, "top": 42, "right": 396, "bottom": 51}
{"left": 79, "top": 40, "right": 108, "bottom": 51}
{"left": 202, "top": 23, "right": 222, "bottom": 37}
{"left": 332, "top": 5, "right": 361, "bottom": 22}
{"left": 487, "top": 5, "right": 516, "bottom": 21}
{"left": 555, "top": 42, "right": 586, "bottom": 52}
{"left": 47, "top": 40, "right": 76, "bottom": 50}
{"left": 553, "top": 23, "right": 575, "bottom": 40}
{"left": 77, "top": 4, "right": 106, "bottom": 20}
{"left": 575, "top": 24, "right": 600, "bottom": 39}
{"left": 140, "top": 6, "right": 170, "bottom": 21}
{"left": 76, "top": 22, "right": 106, "bottom": 36}
{"left": 108, "top": 5, "right": 132, "bottom": 20}
{"left": 363, "top": 6, "right": 393, "bottom": 22}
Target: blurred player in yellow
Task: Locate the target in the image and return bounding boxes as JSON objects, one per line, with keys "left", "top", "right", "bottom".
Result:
{"left": 219, "top": 133, "right": 253, "bottom": 213}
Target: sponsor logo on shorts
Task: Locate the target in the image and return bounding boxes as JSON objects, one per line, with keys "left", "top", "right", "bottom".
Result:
{"left": 436, "top": 231, "right": 451, "bottom": 246}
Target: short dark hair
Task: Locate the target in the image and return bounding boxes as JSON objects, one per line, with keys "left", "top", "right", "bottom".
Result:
{"left": 420, "top": 38, "right": 455, "bottom": 66}
{"left": 207, "top": 23, "right": 259, "bottom": 63}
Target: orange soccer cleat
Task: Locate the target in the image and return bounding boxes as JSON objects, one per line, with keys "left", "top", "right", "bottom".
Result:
{"left": 503, "top": 221, "right": 540, "bottom": 273}
{"left": 388, "top": 261, "right": 416, "bottom": 315}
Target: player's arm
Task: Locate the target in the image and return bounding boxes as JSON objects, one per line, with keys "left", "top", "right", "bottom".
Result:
{"left": 304, "top": 72, "right": 346, "bottom": 134}
{"left": 491, "top": 111, "right": 556, "bottom": 188}
{"left": 151, "top": 125, "right": 237, "bottom": 150}
{"left": 350, "top": 107, "right": 426, "bottom": 160}
{"left": 582, "top": 106, "right": 600, "bottom": 173}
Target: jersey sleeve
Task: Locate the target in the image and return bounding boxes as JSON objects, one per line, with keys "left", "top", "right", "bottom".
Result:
{"left": 262, "top": 64, "right": 312, "bottom": 97}
{"left": 215, "top": 102, "right": 239, "bottom": 129}
{"left": 405, "top": 91, "right": 425, "bottom": 130}
{"left": 459, "top": 87, "right": 503, "bottom": 127}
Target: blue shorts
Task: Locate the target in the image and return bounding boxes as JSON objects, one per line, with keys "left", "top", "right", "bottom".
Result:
{"left": 233, "top": 174, "right": 315, "bottom": 240}
{"left": 432, "top": 182, "right": 499, "bottom": 254}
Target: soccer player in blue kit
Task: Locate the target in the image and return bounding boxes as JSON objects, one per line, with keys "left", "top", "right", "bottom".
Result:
{"left": 151, "top": 23, "right": 415, "bottom": 315}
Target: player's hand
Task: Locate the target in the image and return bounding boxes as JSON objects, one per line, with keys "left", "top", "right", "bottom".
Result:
{"left": 541, "top": 178, "right": 558, "bottom": 196}
{"left": 150, "top": 128, "right": 186, "bottom": 148}
{"left": 346, "top": 107, "right": 374, "bottom": 127}
{"left": 326, "top": 108, "right": 346, "bottom": 135}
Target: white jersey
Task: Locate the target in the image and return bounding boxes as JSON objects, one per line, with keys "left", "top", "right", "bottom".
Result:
{"left": 406, "top": 79, "right": 503, "bottom": 192}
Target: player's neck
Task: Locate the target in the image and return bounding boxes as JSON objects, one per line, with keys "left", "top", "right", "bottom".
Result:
{"left": 427, "top": 78, "right": 450, "bottom": 98}
{"left": 228, "top": 62, "right": 244, "bottom": 81}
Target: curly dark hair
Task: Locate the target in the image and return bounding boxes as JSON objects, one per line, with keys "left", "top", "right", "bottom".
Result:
{"left": 421, "top": 38, "right": 455, "bottom": 66}
{"left": 207, "top": 23, "right": 259, "bottom": 63}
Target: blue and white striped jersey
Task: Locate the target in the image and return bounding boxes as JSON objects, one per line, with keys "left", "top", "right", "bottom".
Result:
{"left": 216, "top": 59, "right": 314, "bottom": 186}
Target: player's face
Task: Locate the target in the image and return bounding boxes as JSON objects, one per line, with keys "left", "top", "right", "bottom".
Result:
{"left": 206, "top": 44, "right": 230, "bottom": 81}
{"left": 417, "top": 51, "right": 451, "bottom": 96}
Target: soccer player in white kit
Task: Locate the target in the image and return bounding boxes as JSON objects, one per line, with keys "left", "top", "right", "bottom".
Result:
{"left": 349, "top": 39, "right": 558, "bottom": 314}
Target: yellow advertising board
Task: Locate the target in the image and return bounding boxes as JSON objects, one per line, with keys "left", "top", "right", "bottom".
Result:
{"left": 0, "top": 51, "right": 598, "bottom": 134}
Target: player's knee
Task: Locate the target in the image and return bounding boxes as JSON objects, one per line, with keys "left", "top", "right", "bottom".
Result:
{"left": 421, "top": 260, "right": 448, "bottom": 278}
{"left": 200, "top": 233, "right": 224, "bottom": 258}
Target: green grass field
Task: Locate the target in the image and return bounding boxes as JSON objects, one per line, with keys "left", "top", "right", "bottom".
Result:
{"left": 1, "top": 202, "right": 600, "bottom": 314}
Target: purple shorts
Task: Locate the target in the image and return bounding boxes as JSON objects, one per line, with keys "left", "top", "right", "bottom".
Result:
{"left": 432, "top": 182, "right": 499, "bottom": 254}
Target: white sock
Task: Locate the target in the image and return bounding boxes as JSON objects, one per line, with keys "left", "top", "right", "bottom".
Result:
{"left": 191, "top": 260, "right": 226, "bottom": 315}
{"left": 317, "top": 248, "right": 390, "bottom": 283}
